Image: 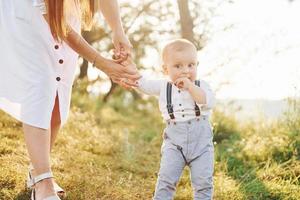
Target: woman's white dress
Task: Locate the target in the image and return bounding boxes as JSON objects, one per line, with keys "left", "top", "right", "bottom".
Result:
{"left": 0, "top": 0, "right": 81, "bottom": 129}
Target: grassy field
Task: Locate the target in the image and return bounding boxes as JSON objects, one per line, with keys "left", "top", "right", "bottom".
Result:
{"left": 0, "top": 86, "right": 299, "bottom": 200}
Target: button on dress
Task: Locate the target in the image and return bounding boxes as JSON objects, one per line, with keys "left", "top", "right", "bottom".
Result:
{"left": 0, "top": 0, "right": 81, "bottom": 129}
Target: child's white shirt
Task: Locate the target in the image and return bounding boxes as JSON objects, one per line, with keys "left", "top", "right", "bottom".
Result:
{"left": 137, "top": 76, "right": 216, "bottom": 122}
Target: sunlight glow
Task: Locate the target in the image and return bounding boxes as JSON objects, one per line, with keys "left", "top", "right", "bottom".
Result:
{"left": 197, "top": 0, "right": 300, "bottom": 100}
{"left": 89, "top": 0, "right": 300, "bottom": 100}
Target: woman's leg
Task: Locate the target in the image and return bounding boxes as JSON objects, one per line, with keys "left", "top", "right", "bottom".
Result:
{"left": 23, "top": 124, "right": 56, "bottom": 199}
{"left": 50, "top": 94, "right": 61, "bottom": 151}
{"left": 24, "top": 95, "right": 62, "bottom": 199}
{"left": 28, "top": 94, "right": 61, "bottom": 171}
{"left": 49, "top": 94, "right": 66, "bottom": 196}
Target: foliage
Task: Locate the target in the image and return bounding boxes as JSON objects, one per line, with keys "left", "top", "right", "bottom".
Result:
{"left": 0, "top": 93, "right": 299, "bottom": 199}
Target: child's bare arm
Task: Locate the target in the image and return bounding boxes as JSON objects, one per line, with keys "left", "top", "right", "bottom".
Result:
{"left": 187, "top": 83, "right": 207, "bottom": 105}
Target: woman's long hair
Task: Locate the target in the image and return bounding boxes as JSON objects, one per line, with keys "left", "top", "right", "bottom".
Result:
{"left": 46, "top": 0, "right": 95, "bottom": 41}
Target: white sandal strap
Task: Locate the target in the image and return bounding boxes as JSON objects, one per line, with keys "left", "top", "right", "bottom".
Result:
{"left": 43, "top": 195, "right": 61, "bottom": 200}
{"left": 27, "top": 167, "right": 65, "bottom": 195}
{"left": 27, "top": 171, "right": 35, "bottom": 188}
{"left": 28, "top": 176, "right": 65, "bottom": 193}
{"left": 29, "top": 163, "right": 34, "bottom": 171}
{"left": 33, "top": 172, "right": 54, "bottom": 185}
{"left": 54, "top": 182, "right": 65, "bottom": 193}
{"left": 26, "top": 164, "right": 36, "bottom": 188}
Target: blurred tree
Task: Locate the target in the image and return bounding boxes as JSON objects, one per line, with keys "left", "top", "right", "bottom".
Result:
{"left": 177, "top": 0, "right": 195, "bottom": 43}
{"left": 77, "top": 1, "right": 177, "bottom": 101}
{"left": 76, "top": 0, "right": 231, "bottom": 102}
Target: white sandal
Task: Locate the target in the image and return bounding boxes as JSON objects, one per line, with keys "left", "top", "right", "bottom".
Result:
{"left": 27, "top": 165, "right": 66, "bottom": 197}
{"left": 30, "top": 172, "right": 61, "bottom": 200}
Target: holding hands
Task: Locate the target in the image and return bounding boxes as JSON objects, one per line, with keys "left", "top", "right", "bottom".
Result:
{"left": 94, "top": 40, "right": 140, "bottom": 89}
{"left": 112, "top": 29, "right": 132, "bottom": 61}
{"left": 95, "top": 56, "right": 139, "bottom": 88}
{"left": 110, "top": 29, "right": 141, "bottom": 88}
{"left": 112, "top": 42, "right": 140, "bottom": 89}
{"left": 65, "top": 27, "right": 140, "bottom": 88}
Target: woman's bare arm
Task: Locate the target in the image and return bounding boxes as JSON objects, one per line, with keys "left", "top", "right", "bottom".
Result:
{"left": 98, "top": 0, "right": 124, "bottom": 32}
{"left": 98, "top": 0, "right": 132, "bottom": 55}
{"left": 45, "top": 12, "right": 138, "bottom": 85}
{"left": 42, "top": 14, "right": 101, "bottom": 66}
{"left": 64, "top": 28, "right": 139, "bottom": 85}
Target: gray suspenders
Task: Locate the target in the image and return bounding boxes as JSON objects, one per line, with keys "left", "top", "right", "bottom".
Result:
{"left": 166, "top": 83, "right": 175, "bottom": 119}
{"left": 166, "top": 80, "right": 201, "bottom": 120}
{"left": 194, "top": 80, "right": 201, "bottom": 117}
{"left": 166, "top": 80, "right": 203, "bottom": 166}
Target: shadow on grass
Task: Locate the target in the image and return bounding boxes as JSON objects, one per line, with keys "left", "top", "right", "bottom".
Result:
{"left": 215, "top": 132, "right": 283, "bottom": 200}
{"left": 15, "top": 189, "right": 30, "bottom": 200}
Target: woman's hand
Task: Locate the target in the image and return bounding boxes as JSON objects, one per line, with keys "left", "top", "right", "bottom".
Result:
{"left": 94, "top": 55, "right": 140, "bottom": 88}
{"left": 62, "top": 20, "right": 138, "bottom": 89}
{"left": 111, "top": 33, "right": 140, "bottom": 89}
{"left": 99, "top": 0, "right": 131, "bottom": 60}
{"left": 111, "top": 49, "right": 141, "bottom": 90}
{"left": 112, "top": 29, "right": 132, "bottom": 61}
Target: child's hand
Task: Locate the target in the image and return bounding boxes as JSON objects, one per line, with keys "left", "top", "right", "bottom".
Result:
{"left": 112, "top": 49, "right": 141, "bottom": 89}
{"left": 120, "top": 55, "right": 139, "bottom": 76}
{"left": 112, "top": 47, "right": 129, "bottom": 63}
{"left": 174, "top": 77, "right": 192, "bottom": 90}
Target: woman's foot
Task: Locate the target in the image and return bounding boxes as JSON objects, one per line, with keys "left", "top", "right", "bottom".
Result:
{"left": 28, "top": 166, "right": 66, "bottom": 198}
{"left": 33, "top": 178, "right": 60, "bottom": 200}
{"left": 53, "top": 182, "right": 66, "bottom": 198}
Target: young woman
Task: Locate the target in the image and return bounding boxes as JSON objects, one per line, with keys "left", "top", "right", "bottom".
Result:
{"left": 0, "top": 0, "right": 139, "bottom": 199}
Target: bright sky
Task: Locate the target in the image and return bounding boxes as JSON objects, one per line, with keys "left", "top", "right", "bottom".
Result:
{"left": 87, "top": 0, "right": 300, "bottom": 100}
{"left": 198, "top": 0, "right": 300, "bottom": 100}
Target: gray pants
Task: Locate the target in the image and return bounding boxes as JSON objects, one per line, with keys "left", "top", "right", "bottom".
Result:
{"left": 153, "top": 116, "right": 214, "bottom": 200}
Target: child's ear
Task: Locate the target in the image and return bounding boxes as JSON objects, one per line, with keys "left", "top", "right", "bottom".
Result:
{"left": 162, "top": 64, "right": 168, "bottom": 75}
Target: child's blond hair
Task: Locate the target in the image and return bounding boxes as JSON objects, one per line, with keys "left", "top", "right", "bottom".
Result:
{"left": 161, "top": 39, "right": 197, "bottom": 63}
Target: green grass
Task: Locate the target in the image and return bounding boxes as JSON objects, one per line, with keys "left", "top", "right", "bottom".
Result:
{"left": 0, "top": 88, "right": 299, "bottom": 199}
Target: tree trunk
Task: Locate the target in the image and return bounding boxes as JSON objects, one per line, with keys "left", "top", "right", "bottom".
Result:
{"left": 177, "top": 0, "right": 195, "bottom": 43}
{"left": 103, "top": 80, "right": 118, "bottom": 102}
{"left": 79, "top": 59, "right": 88, "bottom": 79}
